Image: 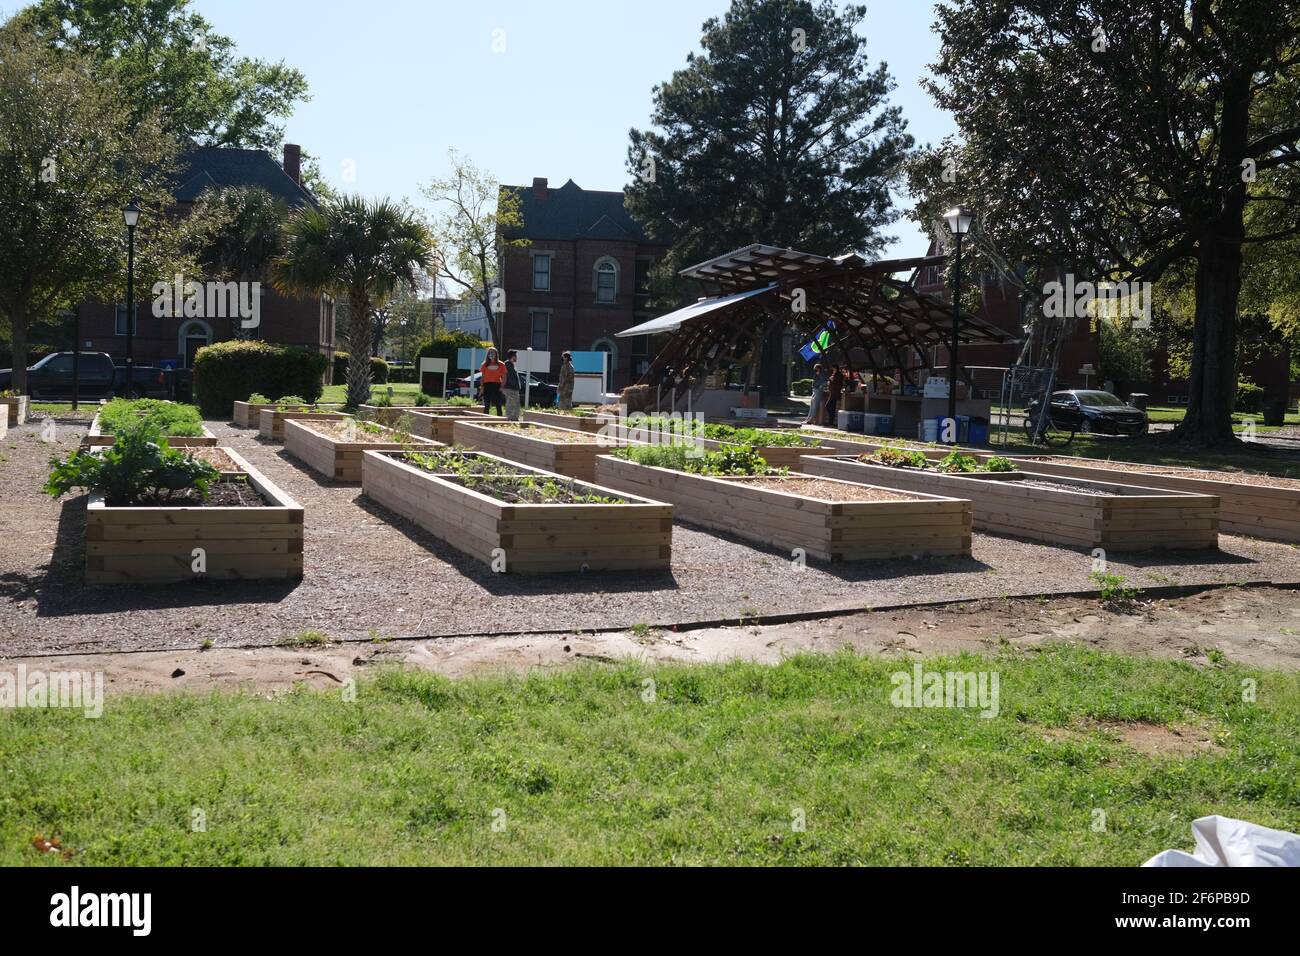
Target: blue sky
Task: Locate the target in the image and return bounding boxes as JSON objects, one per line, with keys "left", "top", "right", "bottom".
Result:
{"left": 22, "top": 0, "right": 955, "bottom": 258}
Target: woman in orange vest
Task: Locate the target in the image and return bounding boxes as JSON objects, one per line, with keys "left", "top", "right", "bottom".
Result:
{"left": 479, "top": 348, "right": 507, "bottom": 416}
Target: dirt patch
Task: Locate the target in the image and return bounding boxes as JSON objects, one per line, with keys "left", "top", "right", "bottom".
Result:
{"left": 189, "top": 447, "right": 241, "bottom": 472}
{"left": 735, "top": 476, "right": 918, "bottom": 502}
{"left": 486, "top": 423, "right": 604, "bottom": 443}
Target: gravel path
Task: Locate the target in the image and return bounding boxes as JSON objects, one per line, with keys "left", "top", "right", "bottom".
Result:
{"left": 4, "top": 415, "right": 1300, "bottom": 656}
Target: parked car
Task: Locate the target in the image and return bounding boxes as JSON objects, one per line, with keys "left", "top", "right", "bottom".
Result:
{"left": 455, "top": 371, "right": 559, "bottom": 407}
{"left": 0, "top": 351, "right": 174, "bottom": 400}
{"left": 1026, "top": 389, "right": 1148, "bottom": 436}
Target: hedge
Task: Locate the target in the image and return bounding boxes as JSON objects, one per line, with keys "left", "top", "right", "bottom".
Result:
{"left": 1236, "top": 378, "right": 1264, "bottom": 414}
{"left": 791, "top": 378, "right": 813, "bottom": 396}
{"left": 192, "top": 341, "right": 329, "bottom": 417}
{"left": 416, "top": 329, "right": 492, "bottom": 372}
{"left": 332, "top": 352, "right": 389, "bottom": 386}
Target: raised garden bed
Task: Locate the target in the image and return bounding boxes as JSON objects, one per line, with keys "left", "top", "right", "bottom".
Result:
{"left": 360, "top": 405, "right": 491, "bottom": 441}
{"left": 1, "top": 394, "right": 28, "bottom": 427}
{"left": 798, "top": 426, "right": 991, "bottom": 459}
{"left": 85, "top": 447, "right": 304, "bottom": 584}
{"left": 85, "top": 413, "right": 217, "bottom": 448}
{"left": 452, "top": 420, "right": 638, "bottom": 483}
{"left": 594, "top": 454, "right": 971, "bottom": 562}
{"left": 362, "top": 448, "right": 671, "bottom": 573}
{"left": 615, "top": 419, "right": 841, "bottom": 471}
{"left": 232, "top": 401, "right": 279, "bottom": 428}
{"left": 284, "top": 418, "right": 439, "bottom": 482}
{"left": 1007, "top": 455, "right": 1300, "bottom": 543}
{"left": 522, "top": 409, "right": 615, "bottom": 433}
{"left": 802, "top": 455, "right": 1219, "bottom": 551}
{"left": 257, "top": 407, "right": 347, "bottom": 441}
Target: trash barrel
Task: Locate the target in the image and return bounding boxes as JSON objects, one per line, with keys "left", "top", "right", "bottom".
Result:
{"left": 1263, "top": 398, "right": 1287, "bottom": 427}
{"left": 1128, "top": 392, "right": 1149, "bottom": 411}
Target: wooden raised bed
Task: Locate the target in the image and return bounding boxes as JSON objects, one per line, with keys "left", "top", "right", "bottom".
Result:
{"left": 85, "top": 447, "right": 304, "bottom": 584}
{"left": 258, "top": 407, "right": 347, "bottom": 441}
{"left": 613, "top": 422, "right": 841, "bottom": 472}
{"left": 1007, "top": 455, "right": 1300, "bottom": 544}
{"left": 232, "top": 401, "right": 279, "bottom": 428}
{"left": 284, "top": 418, "right": 439, "bottom": 482}
{"left": 452, "top": 420, "right": 639, "bottom": 483}
{"left": 593, "top": 454, "right": 971, "bottom": 561}
{"left": 2, "top": 394, "right": 29, "bottom": 426}
{"left": 84, "top": 413, "right": 217, "bottom": 448}
{"left": 362, "top": 449, "right": 672, "bottom": 573}
{"left": 0, "top": 408, "right": 7, "bottom": 439}
{"left": 802, "top": 455, "right": 1219, "bottom": 551}
{"left": 359, "top": 405, "right": 491, "bottom": 442}
{"left": 521, "top": 409, "right": 614, "bottom": 433}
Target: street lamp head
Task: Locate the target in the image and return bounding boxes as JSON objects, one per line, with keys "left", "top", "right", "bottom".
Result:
{"left": 123, "top": 201, "right": 142, "bottom": 229}
{"left": 944, "top": 206, "right": 974, "bottom": 236}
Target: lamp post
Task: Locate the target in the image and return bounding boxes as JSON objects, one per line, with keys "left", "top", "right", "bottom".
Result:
{"left": 122, "top": 201, "right": 141, "bottom": 396}
{"left": 943, "top": 206, "right": 973, "bottom": 443}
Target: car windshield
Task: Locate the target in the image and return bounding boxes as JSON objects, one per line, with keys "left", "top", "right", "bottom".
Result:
{"left": 1076, "top": 391, "right": 1126, "bottom": 407}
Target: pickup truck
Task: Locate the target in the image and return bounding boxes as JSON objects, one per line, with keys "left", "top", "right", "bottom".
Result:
{"left": 0, "top": 351, "right": 176, "bottom": 400}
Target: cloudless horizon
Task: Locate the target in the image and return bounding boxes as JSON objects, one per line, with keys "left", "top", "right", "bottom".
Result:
{"left": 9, "top": 0, "right": 956, "bottom": 260}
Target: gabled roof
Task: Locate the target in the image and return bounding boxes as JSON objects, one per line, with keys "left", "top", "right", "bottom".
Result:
{"left": 170, "top": 146, "right": 317, "bottom": 209}
{"left": 501, "top": 179, "right": 665, "bottom": 244}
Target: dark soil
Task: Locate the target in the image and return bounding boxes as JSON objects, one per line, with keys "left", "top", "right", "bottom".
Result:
{"left": 447, "top": 475, "right": 625, "bottom": 505}
{"left": 108, "top": 479, "right": 268, "bottom": 509}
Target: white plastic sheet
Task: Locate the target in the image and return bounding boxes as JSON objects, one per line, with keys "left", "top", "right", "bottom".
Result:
{"left": 1143, "top": 815, "right": 1300, "bottom": 867}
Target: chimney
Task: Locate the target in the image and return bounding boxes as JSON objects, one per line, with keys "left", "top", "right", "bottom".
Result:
{"left": 283, "top": 143, "right": 302, "bottom": 185}
{"left": 533, "top": 177, "right": 548, "bottom": 200}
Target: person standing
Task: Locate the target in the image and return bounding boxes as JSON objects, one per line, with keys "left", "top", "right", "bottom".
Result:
{"left": 805, "top": 363, "right": 829, "bottom": 425}
{"left": 480, "top": 347, "right": 506, "bottom": 416}
{"left": 503, "top": 349, "right": 522, "bottom": 421}
{"left": 558, "top": 351, "right": 575, "bottom": 410}
{"left": 825, "top": 366, "right": 845, "bottom": 426}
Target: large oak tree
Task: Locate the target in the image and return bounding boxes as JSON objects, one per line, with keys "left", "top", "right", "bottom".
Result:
{"left": 914, "top": 0, "right": 1300, "bottom": 446}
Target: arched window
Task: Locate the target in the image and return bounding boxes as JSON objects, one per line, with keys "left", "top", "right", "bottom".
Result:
{"left": 594, "top": 258, "right": 619, "bottom": 303}
{"left": 590, "top": 337, "right": 618, "bottom": 374}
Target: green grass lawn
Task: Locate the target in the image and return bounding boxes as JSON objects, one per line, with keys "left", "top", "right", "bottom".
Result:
{"left": 318, "top": 382, "right": 428, "bottom": 405}
{"left": 1145, "top": 404, "right": 1299, "bottom": 427}
{"left": 3, "top": 646, "right": 1296, "bottom": 866}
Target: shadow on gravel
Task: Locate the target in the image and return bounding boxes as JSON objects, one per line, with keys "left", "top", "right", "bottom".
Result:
{"left": 671, "top": 516, "right": 994, "bottom": 582}
{"left": 1110, "top": 547, "right": 1258, "bottom": 570}
{"left": 353, "top": 495, "right": 681, "bottom": 596}
{"left": 25, "top": 497, "right": 300, "bottom": 617}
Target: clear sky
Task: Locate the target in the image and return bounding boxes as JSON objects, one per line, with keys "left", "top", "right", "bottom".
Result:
{"left": 28, "top": 0, "right": 957, "bottom": 258}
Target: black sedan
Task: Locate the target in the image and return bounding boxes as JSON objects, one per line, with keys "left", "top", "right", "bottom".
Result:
{"left": 1026, "top": 390, "right": 1148, "bottom": 436}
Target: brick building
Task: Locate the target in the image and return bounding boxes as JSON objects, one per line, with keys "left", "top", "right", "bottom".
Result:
{"left": 497, "top": 177, "right": 669, "bottom": 389}
{"left": 78, "top": 144, "right": 334, "bottom": 372}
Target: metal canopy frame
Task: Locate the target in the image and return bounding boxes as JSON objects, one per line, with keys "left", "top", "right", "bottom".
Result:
{"left": 626, "top": 244, "right": 1015, "bottom": 388}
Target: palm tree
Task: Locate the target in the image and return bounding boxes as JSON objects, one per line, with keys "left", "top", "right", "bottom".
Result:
{"left": 274, "top": 196, "right": 432, "bottom": 408}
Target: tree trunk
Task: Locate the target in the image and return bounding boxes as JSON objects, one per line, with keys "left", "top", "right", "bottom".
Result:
{"left": 10, "top": 304, "right": 28, "bottom": 394}
{"left": 1176, "top": 225, "right": 1242, "bottom": 446}
{"left": 346, "top": 295, "right": 374, "bottom": 409}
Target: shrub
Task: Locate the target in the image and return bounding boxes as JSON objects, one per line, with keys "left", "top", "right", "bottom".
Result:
{"left": 1236, "top": 377, "right": 1264, "bottom": 414}
{"left": 275, "top": 395, "right": 308, "bottom": 408}
{"left": 247, "top": 393, "right": 270, "bottom": 404}
{"left": 98, "top": 398, "right": 205, "bottom": 437}
{"left": 416, "top": 329, "right": 492, "bottom": 371}
{"left": 192, "top": 341, "right": 328, "bottom": 418}
{"left": 45, "top": 421, "right": 220, "bottom": 506}
{"left": 791, "top": 378, "right": 813, "bottom": 396}
{"left": 333, "top": 352, "right": 389, "bottom": 386}
{"left": 414, "top": 392, "right": 434, "bottom": 407}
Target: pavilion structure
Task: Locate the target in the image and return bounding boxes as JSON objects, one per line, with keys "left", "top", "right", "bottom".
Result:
{"left": 617, "top": 243, "right": 1015, "bottom": 392}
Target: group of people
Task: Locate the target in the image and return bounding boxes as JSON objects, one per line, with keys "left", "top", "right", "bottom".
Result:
{"left": 804, "top": 363, "right": 863, "bottom": 426}
{"left": 477, "top": 347, "right": 575, "bottom": 418}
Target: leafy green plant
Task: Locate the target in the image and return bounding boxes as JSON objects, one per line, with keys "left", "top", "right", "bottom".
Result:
{"left": 275, "top": 395, "right": 308, "bottom": 409}
{"left": 874, "top": 446, "right": 930, "bottom": 469}
{"left": 616, "top": 443, "right": 782, "bottom": 477}
{"left": 936, "top": 452, "right": 980, "bottom": 473}
{"left": 98, "top": 398, "right": 205, "bottom": 437}
{"left": 1089, "top": 571, "right": 1142, "bottom": 610}
{"left": 446, "top": 396, "right": 475, "bottom": 407}
{"left": 371, "top": 391, "right": 394, "bottom": 407}
{"left": 45, "top": 422, "right": 221, "bottom": 506}
{"left": 985, "top": 456, "right": 1017, "bottom": 472}
{"left": 247, "top": 392, "right": 270, "bottom": 404}
{"left": 414, "top": 392, "right": 435, "bottom": 407}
